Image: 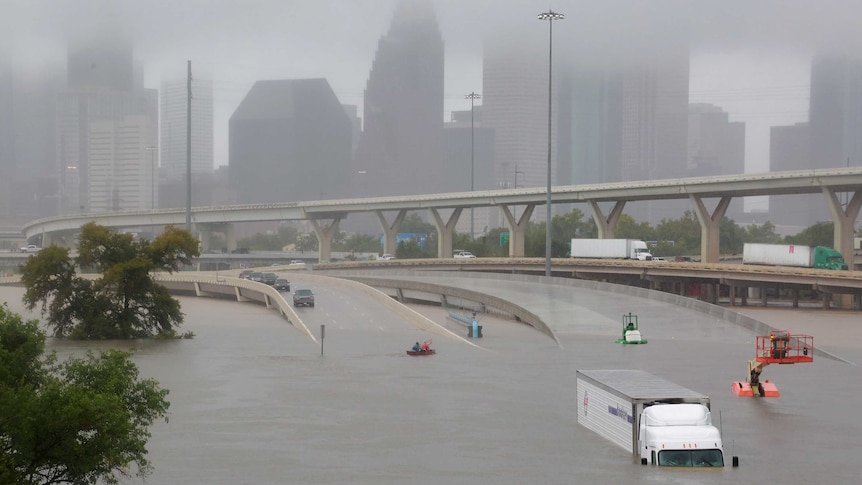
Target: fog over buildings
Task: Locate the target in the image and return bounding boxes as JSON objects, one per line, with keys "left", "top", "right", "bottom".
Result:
{"left": 2, "top": 0, "right": 862, "bottom": 230}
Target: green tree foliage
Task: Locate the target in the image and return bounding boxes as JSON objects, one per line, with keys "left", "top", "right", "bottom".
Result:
{"left": 719, "top": 216, "right": 745, "bottom": 255}
{"left": 237, "top": 224, "right": 300, "bottom": 251}
{"left": 744, "top": 221, "right": 783, "bottom": 244}
{"left": 20, "top": 223, "right": 199, "bottom": 339}
{"left": 654, "top": 211, "right": 702, "bottom": 255}
{"left": 784, "top": 222, "right": 834, "bottom": 247}
{"left": 333, "top": 233, "right": 382, "bottom": 253}
{"left": 0, "top": 305, "right": 169, "bottom": 484}
{"left": 615, "top": 214, "right": 655, "bottom": 241}
{"left": 294, "top": 233, "right": 319, "bottom": 253}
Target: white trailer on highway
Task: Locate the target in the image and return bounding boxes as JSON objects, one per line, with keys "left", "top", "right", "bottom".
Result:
{"left": 570, "top": 239, "right": 652, "bottom": 260}
{"left": 576, "top": 369, "right": 733, "bottom": 467}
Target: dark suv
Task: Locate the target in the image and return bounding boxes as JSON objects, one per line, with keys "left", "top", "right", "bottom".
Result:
{"left": 293, "top": 289, "right": 315, "bottom": 307}
{"left": 273, "top": 278, "right": 291, "bottom": 292}
{"left": 260, "top": 272, "right": 278, "bottom": 285}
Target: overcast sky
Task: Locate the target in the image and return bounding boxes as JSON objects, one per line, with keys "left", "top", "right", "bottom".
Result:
{"left": 3, "top": 0, "right": 861, "bottom": 178}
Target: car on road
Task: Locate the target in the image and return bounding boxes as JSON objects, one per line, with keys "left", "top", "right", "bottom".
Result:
{"left": 453, "top": 251, "right": 476, "bottom": 259}
{"left": 289, "top": 260, "right": 305, "bottom": 266}
{"left": 19, "top": 244, "right": 41, "bottom": 253}
{"left": 249, "top": 272, "right": 264, "bottom": 282}
{"left": 239, "top": 269, "right": 255, "bottom": 279}
{"left": 261, "top": 272, "right": 278, "bottom": 285}
{"left": 293, "top": 289, "right": 315, "bottom": 307}
{"left": 377, "top": 254, "right": 396, "bottom": 260}
{"left": 273, "top": 278, "right": 291, "bottom": 292}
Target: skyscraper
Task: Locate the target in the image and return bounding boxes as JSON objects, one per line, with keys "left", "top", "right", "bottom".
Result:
{"left": 353, "top": 0, "right": 445, "bottom": 197}
{"left": 619, "top": 54, "right": 690, "bottom": 224}
{"left": 57, "top": 29, "right": 157, "bottom": 214}
{"left": 88, "top": 115, "right": 155, "bottom": 212}
{"left": 229, "top": 79, "right": 352, "bottom": 204}
{"left": 160, "top": 77, "right": 214, "bottom": 182}
{"left": 687, "top": 103, "right": 745, "bottom": 177}
{"left": 0, "top": 55, "right": 13, "bottom": 219}
{"left": 809, "top": 56, "right": 862, "bottom": 171}
{"left": 483, "top": 36, "right": 553, "bottom": 195}
{"left": 769, "top": 122, "right": 811, "bottom": 226}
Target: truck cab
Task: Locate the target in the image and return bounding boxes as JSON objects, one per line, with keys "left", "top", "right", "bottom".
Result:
{"left": 630, "top": 241, "right": 653, "bottom": 260}
{"left": 638, "top": 403, "right": 724, "bottom": 467}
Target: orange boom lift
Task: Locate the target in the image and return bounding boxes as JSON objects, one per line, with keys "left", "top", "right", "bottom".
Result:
{"left": 732, "top": 330, "right": 813, "bottom": 398}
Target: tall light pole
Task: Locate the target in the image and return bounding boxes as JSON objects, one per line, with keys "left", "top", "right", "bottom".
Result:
{"left": 465, "top": 92, "right": 481, "bottom": 239}
{"left": 146, "top": 146, "right": 158, "bottom": 238}
{"left": 514, "top": 164, "right": 525, "bottom": 219}
{"left": 538, "top": 10, "right": 564, "bottom": 277}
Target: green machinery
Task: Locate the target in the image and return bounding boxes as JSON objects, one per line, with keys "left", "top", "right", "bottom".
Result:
{"left": 615, "top": 313, "right": 648, "bottom": 344}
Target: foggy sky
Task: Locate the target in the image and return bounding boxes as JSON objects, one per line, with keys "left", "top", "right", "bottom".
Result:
{"left": 3, "top": 0, "right": 862, "bottom": 174}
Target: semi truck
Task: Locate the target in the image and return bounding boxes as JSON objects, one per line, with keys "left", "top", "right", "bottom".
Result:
{"left": 742, "top": 243, "right": 848, "bottom": 270}
{"left": 576, "top": 369, "right": 734, "bottom": 468}
{"left": 570, "top": 239, "right": 652, "bottom": 260}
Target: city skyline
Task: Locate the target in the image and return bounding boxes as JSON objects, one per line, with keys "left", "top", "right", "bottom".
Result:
{"left": 3, "top": 0, "right": 856, "bottom": 177}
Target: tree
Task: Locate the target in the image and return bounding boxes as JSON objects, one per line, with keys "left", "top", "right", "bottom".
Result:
{"left": 0, "top": 304, "right": 170, "bottom": 484}
{"left": 654, "top": 211, "right": 702, "bottom": 255}
{"left": 20, "top": 223, "right": 199, "bottom": 339}
{"left": 743, "top": 221, "right": 783, "bottom": 244}
{"left": 785, "top": 222, "right": 834, "bottom": 247}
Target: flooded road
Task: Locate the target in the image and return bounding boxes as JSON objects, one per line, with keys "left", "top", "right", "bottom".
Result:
{"left": 1, "top": 277, "right": 859, "bottom": 484}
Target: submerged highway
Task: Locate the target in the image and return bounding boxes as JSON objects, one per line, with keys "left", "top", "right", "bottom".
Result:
{"left": 1, "top": 266, "right": 859, "bottom": 483}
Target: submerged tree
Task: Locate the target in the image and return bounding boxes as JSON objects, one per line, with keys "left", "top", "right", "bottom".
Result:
{"left": 20, "top": 223, "right": 199, "bottom": 339}
{"left": 0, "top": 304, "right": 170, "bottom": 484}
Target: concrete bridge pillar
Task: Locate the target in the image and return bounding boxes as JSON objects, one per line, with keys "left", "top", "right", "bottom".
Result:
{"left": 225, "top": 224, "right": 237, "bottom": 252}
{"left": 198, "top": 226, "right": 213, "bottom": 252}
{"left": 824, "top": 188, "right": 862, "bottom": 269}
{"left": 376, "top": 210, "right": 407, "bottom": 256}
{"left": 499, "top": 204, "right": 535, "bottom": 257}
{"left": 690, "top": 195, "right": 731, "bottom": 264}
{"left": 588, "top": 201, "right": 626, "bottom": 239}
{"left": 430, "top": 208, "right": 462, "bottom": 258}
{"left": 824, "top": 188, "right": 861, "bottom": 308}
{"left": 309, "top": 217, "right": 342, "bottom": 263}
{"left": 40, "top": 231, "right": 53, "bottom": 247}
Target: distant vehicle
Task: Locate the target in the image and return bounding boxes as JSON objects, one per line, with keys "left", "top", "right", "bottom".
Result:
{"left": 289, "top": 260, "right": 305, "bottom": 266}
{"left": 570, "top": 239, "right": 652, "bottom": 260}
{"left": 651, "top": 257, "right": 666, "bottom": 262}
{"left": 19, "top": 244, "right": 41, "bottom": 253}
{"left": 273, "top": 278, "right": 291, "bottom": 292}
{"left": 249, "top": 272, "right": 264, "bottom": 282}
{"left": 293, "top": 289, "right": 315, "bottom": 307}
{"left": 377, "top": 254, "right": 396, "bottom": 260}
{"left": 742, "top": 243, "right": 848, "bottom": 270}
{"left": 231, "top": 248, "right": 249, "bottom": 254}
{"left": 260, "top": 272, "right": 278, "bottom": 285}
{"left": 239, "top": 269, "right": 255, "bottom": 279}
{"left": 453, "top": 251, "right": 476, "bottom": 259}
{"left": 673, "top": 256, "right": 693, "bottom": 262}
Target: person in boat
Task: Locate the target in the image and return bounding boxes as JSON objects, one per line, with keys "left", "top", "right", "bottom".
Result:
{"left": 411, "top": 342, "right": 422, "bottom": 352}
{"left": 420, "top": 340, "right": 431, "bottom": 352}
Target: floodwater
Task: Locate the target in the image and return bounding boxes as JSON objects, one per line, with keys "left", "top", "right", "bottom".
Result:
{"left": 1, "top": 275, "right": 859, "bottom": 485}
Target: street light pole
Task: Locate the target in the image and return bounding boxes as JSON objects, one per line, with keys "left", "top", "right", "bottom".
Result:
{"left": 465, "top": 92, "right": 481, "bottom": 240}
{"left": 146, "top": 146, "right": 158, "bottom": 238}
{"left": 538, "top": 10, "right": 564, "bottom": 277}
{"left": 514, "top": 164, "right": 525, "bottom": 219}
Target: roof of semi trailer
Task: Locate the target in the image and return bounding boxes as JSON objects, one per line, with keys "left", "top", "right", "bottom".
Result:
{"left": 577, "top": 369, "right": 709, "bottom": 402}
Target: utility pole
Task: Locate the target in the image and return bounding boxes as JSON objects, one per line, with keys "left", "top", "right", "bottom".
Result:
{"left": 186, "top": 60, "right": 192, "bottom": 233}
{"left": 465, "top": 92, "right": 481, "bottom": 240}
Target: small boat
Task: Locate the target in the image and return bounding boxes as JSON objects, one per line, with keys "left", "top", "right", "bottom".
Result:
{"left": 406, "top": 349, "right": 435, "bottom": 356}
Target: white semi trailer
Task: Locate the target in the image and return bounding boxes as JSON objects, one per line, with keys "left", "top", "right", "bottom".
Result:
{"left": 570, "top": 239, "right": 652, "bottom": 260}
{"left": 576, "top": 369, "right": 736, "bottom": 468}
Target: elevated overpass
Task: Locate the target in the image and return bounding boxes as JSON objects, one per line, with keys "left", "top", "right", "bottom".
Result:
{"left": 20, "top": 168, "right": 862, "bottom": 266}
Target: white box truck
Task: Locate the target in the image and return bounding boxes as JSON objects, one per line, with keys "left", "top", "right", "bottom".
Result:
{"left": 570, "top": 239, "right": 652, "bottom": 260}
{"left": 576, "top": 369, "right": 733, "bottom": 467}
{"left": 742, "top": 243, "right": 848, "bottom": 270}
